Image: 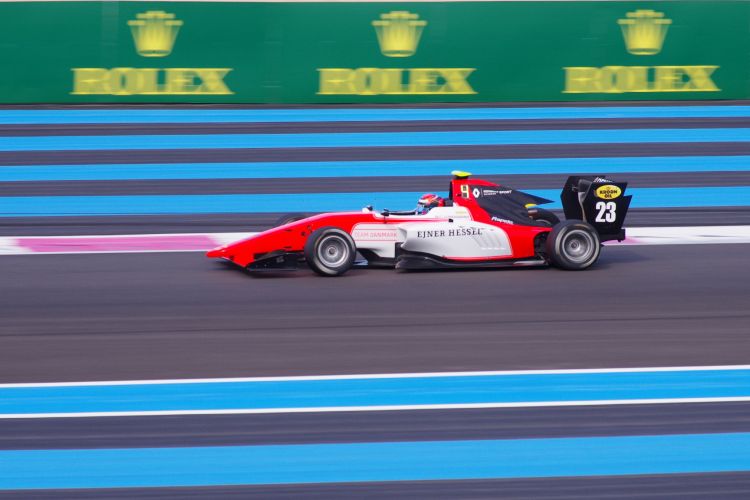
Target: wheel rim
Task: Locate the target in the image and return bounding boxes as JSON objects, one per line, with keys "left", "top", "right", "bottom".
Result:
{"left": 317, "top": 235, "right": 349, "bottom": 267}
{"left": 562, "top": 229, "right": 595, "bottom": 263}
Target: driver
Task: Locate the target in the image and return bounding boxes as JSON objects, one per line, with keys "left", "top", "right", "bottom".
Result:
{"left": 416, "top": 193, "right": 445, "bottom": 215}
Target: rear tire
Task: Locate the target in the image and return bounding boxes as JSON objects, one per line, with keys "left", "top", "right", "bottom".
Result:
{"left": 545, "top": 220, "right": 600, "bottom": 270}
{"left": 304, "top": 227, "right": 356, "bottom": 276}
{"left": 529, "top": 207, "right": 560, "bottom": 226}
{"left": 274, "top": 213, "right": 308, "bottom": 227}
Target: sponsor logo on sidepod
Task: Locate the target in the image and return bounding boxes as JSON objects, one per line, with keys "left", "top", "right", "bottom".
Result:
{"left": 417, "top": 227, "right": 482, "bottom": 238}
{"left": 595, "top": 184, "right": 622, "bottom": 199}
{"left": 491, "top": 216, "right": 514, "bottom": 224}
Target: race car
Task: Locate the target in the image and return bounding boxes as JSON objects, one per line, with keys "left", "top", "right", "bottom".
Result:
{"left": 207, "top": 171, "right": 631, "bottom": 276}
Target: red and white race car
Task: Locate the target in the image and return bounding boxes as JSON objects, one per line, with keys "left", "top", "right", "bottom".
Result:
{"left": 207, "top": 171, "right": 631, "bottom": 276}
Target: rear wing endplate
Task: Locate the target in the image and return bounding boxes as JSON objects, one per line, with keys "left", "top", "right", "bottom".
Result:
{"left": 561, "top": 176, "right": 632, "bottom": 242}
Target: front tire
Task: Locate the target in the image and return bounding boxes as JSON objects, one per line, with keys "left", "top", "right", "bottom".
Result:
{"left": 304, "top": 227, "right": 356, "bottom": 276}
{"left": 545, "top": 220, "right": 601, "bottom": 270}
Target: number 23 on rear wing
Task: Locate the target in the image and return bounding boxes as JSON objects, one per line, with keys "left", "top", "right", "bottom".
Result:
{"left": 561, "top": 176, "right": 632, "bottom": 242}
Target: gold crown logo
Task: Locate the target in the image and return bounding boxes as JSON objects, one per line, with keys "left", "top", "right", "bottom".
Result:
{"left": 128, "top": 11, "right": 183, "bottom": 57}
{"left": 372, "top": 11, "right": 427, "bottom": 58}
{"left": 617, "top": 9, "right": 672, "bottom": 56}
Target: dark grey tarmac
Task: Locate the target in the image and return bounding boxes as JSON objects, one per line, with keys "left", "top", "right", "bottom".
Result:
{"left": 1, "top": 243, "right": 748, "bottom": 383}
{"left": 2, "top": 142, "right": 749, "bottom": 165}
{"left": 3, "top": 116, "right": 748, "bottom": 136}
{"left": 4, "top": 171, "right": 750, "bottom": 196}
{"left": 4, "top": 403, "right": 750, "bottom": 450}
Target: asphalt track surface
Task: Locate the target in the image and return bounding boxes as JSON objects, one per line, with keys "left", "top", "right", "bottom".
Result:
{"left": 4, "top": 141, "right": 750, "bottom": 166}
{"left": 3, "top": 111, "right": 749, "bottom": 235}
{"left": 4, "top": 401, "right": 750, "bottom": 448}
{"left": 6, "top": 171, "right": 750, "bottom": 196}
{"left": 4, "top": 117, "right": 750, "bottom": 136}
{"left": 2, "top": 104, "right": 750, "bottom": 498}
{"left": 1, "top": 243, "right": 748, "bottom": 382}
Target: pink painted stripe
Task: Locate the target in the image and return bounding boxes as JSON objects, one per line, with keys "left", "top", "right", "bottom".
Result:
{"left": 16, "top": 235, "right": 217, "bottom": 253}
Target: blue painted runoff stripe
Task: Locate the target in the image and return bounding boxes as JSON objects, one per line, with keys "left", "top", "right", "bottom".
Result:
{"left": 1, "top": 187, "right": 749, "bottom": 217}
{"left": 2, "top": 433, "right": 750, "bottom": 489}
{"left": 2, "top": 156, "right": 749, "bottom": 182}
{"left": 1, "top": 369, "right": 749, "bottom": 416}
{"left": 1, "top": 106, "right": 749, "bottom": 125}
{"left": 0, "top": 128, "right": 749, "bottom": 151}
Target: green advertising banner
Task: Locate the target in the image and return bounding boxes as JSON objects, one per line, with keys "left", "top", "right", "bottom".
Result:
{"left": 1, "top": 1, "right": 748, "bottom": 103}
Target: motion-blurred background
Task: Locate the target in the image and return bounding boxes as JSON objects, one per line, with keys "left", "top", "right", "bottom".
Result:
{"left": 1, "top": 1, "right": 750, "bottom": 498}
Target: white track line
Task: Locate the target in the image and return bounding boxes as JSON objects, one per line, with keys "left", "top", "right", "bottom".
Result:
{"left": 4, "top": 398, "right": 750, "bottom": 419}
{"left": 620, "top": 225, "right": 750, "bottom": 245}
{"left": 3, "top": 364, "right": 750, "bottom": 388}
{"left": 5, "top": 366, "right": 749, "bottom": 418}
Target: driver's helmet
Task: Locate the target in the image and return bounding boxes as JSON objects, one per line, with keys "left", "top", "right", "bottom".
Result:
{"left": 416, "top": 193, "right": 445, "bottom": 215}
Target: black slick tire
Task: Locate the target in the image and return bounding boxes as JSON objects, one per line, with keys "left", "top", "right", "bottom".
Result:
{"left": 274, "top": 213, "right": 308, "bottom": 227}
{"left": 528, "top": 207, "right": 560, "bottom": 226}
{"left": 545, "top": 220, "right": 601, "bottom": 270}
{"left": 304, "top": 227, "right": 356, "bottom": 276}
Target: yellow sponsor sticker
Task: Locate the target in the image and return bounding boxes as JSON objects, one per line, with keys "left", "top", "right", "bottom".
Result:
{"left": 595, "top": 184, "right": 622, "bottom": 200}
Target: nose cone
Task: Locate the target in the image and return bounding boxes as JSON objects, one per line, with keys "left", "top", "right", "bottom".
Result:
{"left": 206, "top": 246, "right": 226, "bottom": 258}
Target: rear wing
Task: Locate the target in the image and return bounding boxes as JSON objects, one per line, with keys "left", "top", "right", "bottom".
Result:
{"left": 561, "top": 176, "right": 632, "bottom": 242}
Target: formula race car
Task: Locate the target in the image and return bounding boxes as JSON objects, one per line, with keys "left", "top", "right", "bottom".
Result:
{"left": 207, "top": 172, "right": 631, "bottom": 276}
